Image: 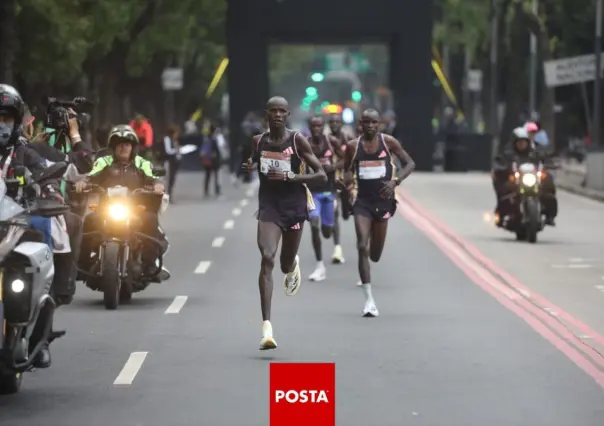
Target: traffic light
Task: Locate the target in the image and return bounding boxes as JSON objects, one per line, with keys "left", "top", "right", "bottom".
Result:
{"left": 351, "top": 91, "right": 362, "bottom": 102}
{"left": 306, "top": 86, "right": 318, "bottom": 97}
{"left": 311, "top": 73, "right": 324, "bottom": 82}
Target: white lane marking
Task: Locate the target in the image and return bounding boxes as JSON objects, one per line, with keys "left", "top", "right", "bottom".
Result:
{"left": 195, "top": 261, "right": 211, "bottom": 274}
{"left": 212, "top": 237, "right": 225, "bottom": 247}
{"left": 224, "top": 220, "right": 234, "bottom": 229}
{"left": 551, "top": 263, "right": 593, "bottom": 269}
{"left": 165, "top": 296, "right": 188, "bottom": 314}
{"left": 240, "top": 199, "right": 249, "bottom": 207}
{"left": 246, "top": 188, "right": 255, "bottom": 197}
{"left": 595, "top": 285, "right": 604, "bottom": 293}
{"left": 569, "top": 257, "right": 596, "bottom": 262}
{"left": 114, "top": 352, "right": 148, "bottom": 386}
{"left": 232, "top": 208, "right": 241, "bottom": 216}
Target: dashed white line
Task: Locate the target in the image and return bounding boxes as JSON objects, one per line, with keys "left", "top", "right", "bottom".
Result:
{"left": 240, "top": 199, "right": 249, "bottom": 207}
{"left": 246, "top": 188, "right": 255, "bottom": 197}
{"left": 113, "top": 352, "right": 148, "bottom": 386}
{"left": 165, "top": 296, "right": 188, "bottom": 314}
{"left": 224, "top": 220, "right": 234, "bottom": 229}
{"left": 195, "top": 261, "right": 211, "bottom": 274}
{"left": 595, "top": 285, "right": 604, "bottom": 293}
{"left": 212, "top": 237, "right": 225, "bottom": 247}
{"left": 232, "top": 208, "right": 241, "bottom": 216}
{"left": 551, "top": 264, "right": 593, "bottom": 269}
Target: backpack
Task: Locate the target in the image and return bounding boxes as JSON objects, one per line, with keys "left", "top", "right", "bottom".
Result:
{"left": 200, "top": 136, "right": 215, "bottom": 167}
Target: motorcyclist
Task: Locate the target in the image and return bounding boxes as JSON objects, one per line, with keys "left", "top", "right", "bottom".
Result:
{"left": 492, "top": 127, "right": 558, "bottom": 226}
{"left": 75, "top": 125, "right": 169, "bottom": 277}
{"left": 0, "top": 84, "right": 62, "bottom": 368}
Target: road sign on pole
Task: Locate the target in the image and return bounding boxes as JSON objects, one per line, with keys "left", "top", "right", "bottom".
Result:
{"left": 543, "top": 54, "right": 604, "bottom": 87}
{"left": 466, "top": 69, "right": 483, "bottom": 92}
{"left": 162, "top": 68, "right": 184, "bottom": 91}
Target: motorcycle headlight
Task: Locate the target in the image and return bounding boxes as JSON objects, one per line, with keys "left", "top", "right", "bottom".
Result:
{"left": 521, "top": 173, "right": 537, "bottom": 187}
{"left": 108, "top": 203, "right": 129, "bottom": 221}
{"left": 2, "top": 273, "right": 32, "bottom": 323}
{"left": 10, "top": 279, "right": 24, "bottom": 293}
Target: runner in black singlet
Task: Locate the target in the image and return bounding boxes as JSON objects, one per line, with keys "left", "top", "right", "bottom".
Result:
{"left": 344, "top": 109, "right": 415, "bottom": 317}
{"left": 306, "top": 116, "right": 345, "bottom": 282}
{"left": 242, "top": 96, "right": 326, "bottom": 350}
{"left": 327, "top": 113, "right": 352, "bottom": 262}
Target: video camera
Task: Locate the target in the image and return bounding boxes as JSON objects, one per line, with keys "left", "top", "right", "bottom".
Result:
{"left": 43, "top": 96, "right": 92, "bottom": 131}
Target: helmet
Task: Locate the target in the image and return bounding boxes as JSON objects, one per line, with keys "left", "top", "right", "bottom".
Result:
{"left": 525, "top": 122, "right": 538, "bottom": 133}
{"left": 0, "top": 84, "right": 25, "bottom": 147}
{"left": 512, "top": 127, "right": 530, "bottom": 140}
{"left": 108, "top": 124, "right": 139, "bottom": 148}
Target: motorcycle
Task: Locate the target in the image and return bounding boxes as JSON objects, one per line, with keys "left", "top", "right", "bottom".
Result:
{"left": 78, "top": 183, "right": 170, "bottom": 310}
{"left": 499, "top": 161, "right": 546, "bottom": 243}
{"left": 0, "top": 162, "right": 70, "bottom": 394}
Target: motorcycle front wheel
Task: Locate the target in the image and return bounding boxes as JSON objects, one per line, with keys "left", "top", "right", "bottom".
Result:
{"left": 102, "top": 242, "right": 122, "bottom": 310}
{"left": 0, "top": 371, "right": 22, "bottom": 395}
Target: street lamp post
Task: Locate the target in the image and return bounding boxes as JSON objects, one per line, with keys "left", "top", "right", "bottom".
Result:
{"left": 528, "top": 0, "right": 538, "bottom": 117}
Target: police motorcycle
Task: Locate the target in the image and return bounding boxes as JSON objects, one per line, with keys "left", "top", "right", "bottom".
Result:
{"left": 0, "top": 162, "right": 70, "bottom": 394}
{"left": 77, "top": 172, "right": 169, "bottom": 310}
{"left": 500, "top": 160, "right": 545, "bottom": 243}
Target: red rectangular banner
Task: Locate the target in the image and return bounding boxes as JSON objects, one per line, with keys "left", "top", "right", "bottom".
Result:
{"left": 269, "top": 362, "right": 335, "bottom": 426}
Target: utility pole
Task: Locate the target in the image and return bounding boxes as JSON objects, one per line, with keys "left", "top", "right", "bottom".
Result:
{"left": 528, "top": 0, "right": 538, "bottom": 117}
{"left": 490, "top": 0, "right": 499, "bottom": 143}
{"left": 593, "top": 0, "right": 603, "bottom": 149}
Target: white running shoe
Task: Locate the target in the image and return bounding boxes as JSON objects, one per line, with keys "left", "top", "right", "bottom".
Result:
{"left": 331, "top": 245, "right": 345, "bottom": 264}
{"left": 309, "top": 262, "right": 326, "bottom": 282}
{"left": 356, "top": 280, "right": 363, "bottom": 287}
{"left": 283, "top": 255, "right": 301, "bottom": 296}
{"left": 259, "top": 321, "right": 277, "bottom": 350}
{"left": 362, "top": 299, "right": 379, "bottom": 317}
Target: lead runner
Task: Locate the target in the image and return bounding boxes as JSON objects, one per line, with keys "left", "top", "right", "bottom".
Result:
{"left": 242, "top": 96, "right": 326, "bottom": 350}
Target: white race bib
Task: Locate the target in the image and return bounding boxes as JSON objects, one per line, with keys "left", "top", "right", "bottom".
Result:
{"left": 358, "top": 160, "right": 386, "bottom": 180}
{"left": 260, "top": 151, "right": 292, "bottom": 174}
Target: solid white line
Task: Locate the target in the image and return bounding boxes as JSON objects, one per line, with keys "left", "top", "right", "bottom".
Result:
{"left": 224, "top": 220, "right": 234, "bottom": 229}
{"left": 165, "top": 296, "right": 188, "bottom": 314}
{"left": 195, "top": 261, "right": 211, "bottom": 274}
{"left": 240, "top": 199, "right": 249, "bottom": 207}
{"left": 113, "top": 352, "right": 148, "bottom": 386}
{"left": 212, "top": 237, "right": 225, "bottom": 247}
{"left": 232, "top": 208, "right": 241, "bottom": 216}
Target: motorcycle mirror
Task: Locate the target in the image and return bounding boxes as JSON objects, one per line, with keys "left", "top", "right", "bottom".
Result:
{"left": 153, "top": 167, "right": 166, "bottom": 177}
{"left": 32, "top": 161, "right": 69, "bottom": 184}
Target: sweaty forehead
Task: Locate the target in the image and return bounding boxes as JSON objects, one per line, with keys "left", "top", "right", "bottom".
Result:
{"left": 362, "top": 112, "right": 380, "bottom": 120}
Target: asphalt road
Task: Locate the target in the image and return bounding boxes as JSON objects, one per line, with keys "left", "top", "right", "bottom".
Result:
{"left": 1, "top": 171, "right": 604, "bottom": 426}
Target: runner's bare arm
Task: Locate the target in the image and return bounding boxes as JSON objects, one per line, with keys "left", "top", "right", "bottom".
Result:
{"left": 292, "top": 133, "right": 327, "bottom": 184}
{"left": 384, "top": 134, "right": 415, "bottom": 183}
{"left": 242, "top": 134, "right": 261, "bottom": 171}
{"left": 328, "top": 135, "right": 345, "bottom": 169}
{"left": 343, "top": 139, "right": 358, "bottom": 185}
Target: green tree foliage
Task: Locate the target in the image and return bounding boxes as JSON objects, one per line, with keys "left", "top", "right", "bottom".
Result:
{"left": 6, "top": 0, "right": 227, "bottom": 132}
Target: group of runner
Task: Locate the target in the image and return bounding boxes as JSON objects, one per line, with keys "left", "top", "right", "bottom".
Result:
{"left": 242, "top": 96, "right": 415, "bottom": 350}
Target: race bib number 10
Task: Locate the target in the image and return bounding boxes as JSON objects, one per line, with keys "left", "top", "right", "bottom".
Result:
{"left": 260, "top": 151, "right": 292, "bottom": 174}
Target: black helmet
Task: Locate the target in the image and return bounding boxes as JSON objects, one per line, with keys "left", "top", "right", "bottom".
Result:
{"left": 0, "top": 84, "right": 25, "bottom": 147}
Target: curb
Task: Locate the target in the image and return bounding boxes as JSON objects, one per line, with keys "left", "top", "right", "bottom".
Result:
{"left": 558, "top": 182, "right": 604, "bottom": 203}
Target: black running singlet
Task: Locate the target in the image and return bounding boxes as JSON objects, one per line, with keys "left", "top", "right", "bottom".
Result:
{"left": 352, "top": 133, "right": 395, "bottom": 203}
{"left": 306, "top": 136, "right": 335, "bottom": 193}
{"left": 254, "top": 131, "right": 309, "bottom": 229}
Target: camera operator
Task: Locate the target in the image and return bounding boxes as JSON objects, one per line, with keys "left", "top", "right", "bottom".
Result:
{"left": 27, "top": 99, "right": 94, "bottom": 307}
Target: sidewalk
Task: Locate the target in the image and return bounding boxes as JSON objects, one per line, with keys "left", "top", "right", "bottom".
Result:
{"left": 554, "top": 160, "right": 604, "bottom": 202}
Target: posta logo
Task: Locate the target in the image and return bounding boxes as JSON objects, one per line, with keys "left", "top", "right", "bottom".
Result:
{"left": 270, "top": 363, "right": 335, "bottom": 426}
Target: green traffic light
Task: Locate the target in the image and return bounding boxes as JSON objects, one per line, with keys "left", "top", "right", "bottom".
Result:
{"left": 306, "top": 86, "right": 318, "bottom": 97}
{"left": 311, "top": 73, "right": 324, "bottom": 82}
{"left": 351, "top": 91, "right": 362, "bottom": 102}
{"left": 320, "top": 101, "right": 329, "bottom": 108}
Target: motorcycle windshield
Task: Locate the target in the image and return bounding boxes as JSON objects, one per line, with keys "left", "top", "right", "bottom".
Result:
{"left": 0, "top": 180, "right": 25, "bottom": 222}
{"left": 519, "top": 163, "right": 536, "bottom": 174}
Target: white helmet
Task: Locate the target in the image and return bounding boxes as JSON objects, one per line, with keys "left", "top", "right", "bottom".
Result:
{"left": 512, "top": 127, "right": 529, "bottom": 140}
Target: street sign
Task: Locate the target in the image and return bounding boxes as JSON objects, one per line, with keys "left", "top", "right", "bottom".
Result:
{"left": 325, "top": 52, "right": 346, "bottom": 72}
{"left": 543, "top": 54, "right": 604, "bottom": 87}
{"left": 162, "top": 68, "right": 184, "bottom": 91}
{"left": 348, "top": 53, "right": 370, "bottom": 72}
{"left": 466, "top": 69, "right": 483, "bottom": 92}
{"left": 325, "top": 52, "right": 370, "bottom": 72}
